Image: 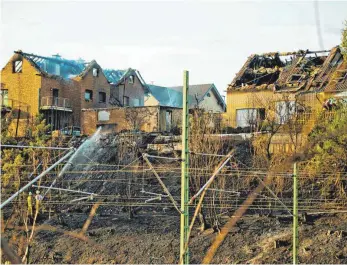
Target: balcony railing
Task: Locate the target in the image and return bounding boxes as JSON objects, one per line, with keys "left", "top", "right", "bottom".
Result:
{"left": 41, "top": 96, "right": 72, "bottom": 110}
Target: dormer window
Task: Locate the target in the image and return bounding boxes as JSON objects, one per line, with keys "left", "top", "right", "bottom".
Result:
{"left": 129, "top": 75, "right": 134, "bottom": 84}
{"left": 13, "top": 60, "right": 23, "bottom": 73}
{"left": 93, "top": 68, "right": 99, "bottom": 77}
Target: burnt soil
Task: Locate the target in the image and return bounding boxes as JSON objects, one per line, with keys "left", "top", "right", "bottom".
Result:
{"left": 6, "top": 211, "right": 347, "bottom": 264}
{"left": 3, "top": 136, "right": 346, "bottom": 264}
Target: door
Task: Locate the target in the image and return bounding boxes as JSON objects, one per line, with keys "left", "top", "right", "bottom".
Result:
{"left": 52, "top": 88, "right": 59, "bottom": 106}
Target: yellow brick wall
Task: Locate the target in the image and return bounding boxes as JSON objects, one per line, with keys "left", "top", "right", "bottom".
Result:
{"left": 81, "top": 107, "right": 160, "bottom": 135}
{"left": 226, "top": 90, "right": 278, "bottom": 127}
{"left": 1, "top": 54, "right": 42, "bottom": 136}
{"left": 1, "top": 54, "right": 41, "bottom": 116}
{"left": 81, "top": 106, "right": 183, "bottom": 135}
{"left": 225, "top": 89, "right": 333, "bottom": 128}
{"left": 226, "top": 89, "right": 340, "bottom": 154}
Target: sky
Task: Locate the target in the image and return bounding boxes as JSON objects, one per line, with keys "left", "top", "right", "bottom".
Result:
{"left": 1, "top": 0, "right": 347, "bottom": 97}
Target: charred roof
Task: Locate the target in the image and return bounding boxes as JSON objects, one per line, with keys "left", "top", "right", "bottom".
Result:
{"left": 13, "top": 50, "right": 89, "bottom": 80}
{"left": 228, "top": 46, "right": 346, "bottom": 94}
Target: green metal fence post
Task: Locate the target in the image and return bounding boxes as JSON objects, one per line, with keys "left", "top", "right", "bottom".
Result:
{"left": 293, "top": 162, "right": 298, "bottom": 264}
{"left": 180, "top": 70, "right": 189, "bottom": 264}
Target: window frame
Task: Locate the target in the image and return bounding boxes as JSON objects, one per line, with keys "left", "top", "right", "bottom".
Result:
{"left": 236, "top": 108, "right": 258, "bottom": 128}
{"left": 123, "top": 96, "right": 130, "bottom": 106}
{"left": 13, "top": 60, "right": 23, "bottom": 73}
{"left": 98, "top": 92, "right": 106, "bottom": 103}
{"left": 128, "top": 75, "right": 134, "bottom": 84}
{"left": 85, "top": 90, "right": 93, "bottom": 102}
{"left": 276, "top": 100, "right": 296, "bottom": 124}
{"left": 132, "top": 98, "right": 140, "bottom": 107}
{"left": 93, "top": 68, "right": 99, "bottom": 77}
{"left": 1, "top": 89, "right": 9, "bottom": 106}
{"left": 235, "top": 108, "right": 266, "bottom": 128}
{"left": 52, "top": 88, "right": 59, "bottom": 106}
{"left": 165, "top": 110, "right": 172, "bottom": 131}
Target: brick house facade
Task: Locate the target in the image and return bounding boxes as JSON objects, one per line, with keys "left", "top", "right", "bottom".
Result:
{"left": 1, "top": 51, "right": 111, "bottom": 135}
{"left": 104, "top": 68, "right": 147, "bottom": 107}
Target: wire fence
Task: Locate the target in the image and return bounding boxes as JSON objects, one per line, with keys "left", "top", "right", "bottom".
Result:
{"left": 2, "top": 156, "right": 346, "bottom": 216}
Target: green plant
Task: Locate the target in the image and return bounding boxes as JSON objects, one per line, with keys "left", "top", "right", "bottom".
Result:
{"left": 341, "top": 20, "right": 347, "bottom": 61}
{"left": 304, "top": 107, "right": 347, "bottom": 199}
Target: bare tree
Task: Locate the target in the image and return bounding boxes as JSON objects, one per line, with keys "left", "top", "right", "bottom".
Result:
{"left": 248, "top": 93, "right": 307, "bottom": 161}
{"left": 189, "top": 107, "right": 234, "bottom": 230}
{"left": 124, "top": 107, "right": 157, "bottom": 131}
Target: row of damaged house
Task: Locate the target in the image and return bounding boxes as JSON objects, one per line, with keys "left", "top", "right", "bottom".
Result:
{"left": 81, "top": 83, "right": 226, "bottom": 134}
{"left": 224, "top": 46, "right": 347, "bottom": 152}
{"left": 1, "top": 45, "right": 345, "bottom": 142}
{"left": 0, "top": 50, "right": 225, "bottom": 136}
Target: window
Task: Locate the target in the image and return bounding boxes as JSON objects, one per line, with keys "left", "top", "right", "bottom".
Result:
{"left": 165, "top": 110, "right": 172, "bottom": 131}
{"left": 99, "top": 92, "right": 106, "bottom": 103}
{"left": 128, "top": 75, "right": 134, "bottom": 84}
{"left": 93, "top": 68, "right": 99, "bottom": 77}
{"left": 258, "top": 108, "right": 266, "bottom": 121}
{"left": 98, "top": 110, "right": 110, "bottom": 121}
{"left": 132, "top": 98, "right": 140, "bottom": 107}
{"left": 236, "top": 108, "right": 265, "bottom": 128}
{"left": 123, "top": 96, "right": 130, "bottom": 106}
{"left": 236, "top": 109, "right": 257, "bottom": 128}
{"left": 276, "top": 101, "right": 296, "bottom": 124}
{"left": 0, "top": 89, "right": 9, "bottom": 106}
{"left": 206, "top": 92, "right": 211, "bottom": 97}
{"left": 85, "top": 90, "right": 93, "bottom": 101}
{"left": 13, "top": 60, "right": 23, "bottom": 73}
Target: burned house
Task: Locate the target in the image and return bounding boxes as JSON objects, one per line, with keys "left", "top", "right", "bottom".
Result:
{"left": 81, "top": 106, "right": 182, "bottom": 135}
{"left": 225, "top": 46, "right": 347, "bottom": 129}
{"left": 81, "top": 69, "right": 184, "bottom": 135}
{"left": 146, "top": 83, "right": 226, "bottom": 113}
{"left": 1, "top": 50, "right": 111, "bottom": 135}
{"left": 103, "top": 68, "right": 148, "bottom": 107}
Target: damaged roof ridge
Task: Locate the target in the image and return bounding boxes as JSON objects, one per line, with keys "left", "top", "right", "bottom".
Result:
{"left": 167, "top": 83, "right": 214, "bottom": 89}
{"left": 14, "top": 50, "right": 90, "bottom": 67}
{"left": 103, "top": 68, "right": 148, "bottom": 91}
{"left": 13, "top": 50, "right": 95, "bottom": 80}
{"left": 256, "top": 48, "right": 332, "bottom": 57}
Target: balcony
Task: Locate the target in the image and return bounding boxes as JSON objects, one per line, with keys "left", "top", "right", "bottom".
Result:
{"left": 40, "top": 96, "right": 72, "bottom": 111}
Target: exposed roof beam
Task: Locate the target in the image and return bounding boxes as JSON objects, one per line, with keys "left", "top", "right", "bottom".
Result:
{"left": 260, "top": 49, "right": 330, "bottom": 57}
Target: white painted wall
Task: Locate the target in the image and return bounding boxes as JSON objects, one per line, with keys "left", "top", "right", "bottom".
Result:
{"left": 198, "top": 90, "right": 224, "bottom": 113}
